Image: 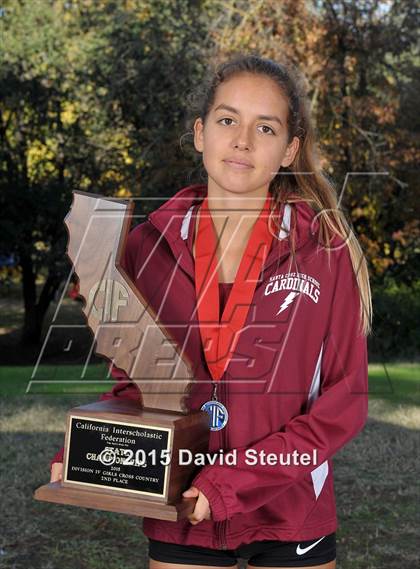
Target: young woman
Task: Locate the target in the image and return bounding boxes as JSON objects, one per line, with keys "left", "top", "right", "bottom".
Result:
{"left": 51, "top": 55, "right": 372, "bottom": 568}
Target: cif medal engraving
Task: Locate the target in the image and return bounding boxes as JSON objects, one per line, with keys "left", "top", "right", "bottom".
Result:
{"left": 200, "top": 401, "right": 228, "bottom": 431}
{"left": 200, "top": 383, "right": 228, "bottom": 431}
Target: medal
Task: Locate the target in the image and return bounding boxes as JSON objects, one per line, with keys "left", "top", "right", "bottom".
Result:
{"left": 200, "top": 383, "right": 229, "bottom": 431}
{"left": 195, "top": 191, "right": 276, "bottom": 430}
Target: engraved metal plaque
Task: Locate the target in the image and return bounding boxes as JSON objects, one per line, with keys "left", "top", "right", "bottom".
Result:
{"left": 64, "top": 416, "right": 172, "bottom": 498}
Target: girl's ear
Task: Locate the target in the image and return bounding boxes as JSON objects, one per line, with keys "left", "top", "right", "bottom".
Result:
{"left": 193, "top": 117, "right": 204, "bottom": 153}
{"left": 280, "top": 136, "right": 300, "bottom": 168}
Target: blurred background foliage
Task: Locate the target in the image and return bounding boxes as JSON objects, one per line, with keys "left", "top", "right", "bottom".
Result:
{"left": 0, "top": 0, "right": 418, "bottom": 359}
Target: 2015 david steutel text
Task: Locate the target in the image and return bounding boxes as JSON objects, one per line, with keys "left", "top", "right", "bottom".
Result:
{"left": 84, "top": 448, "right": 319, "bottom": 468}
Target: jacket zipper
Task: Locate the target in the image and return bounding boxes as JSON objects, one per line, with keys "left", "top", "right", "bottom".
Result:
{"left": 148, "top": 213, "right": 230, "bottom": 548}
{"left": 216, "top": 376, "right": 228, "bottom": 550}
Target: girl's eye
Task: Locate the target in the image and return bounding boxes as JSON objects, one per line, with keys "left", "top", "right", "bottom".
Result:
{"left": 218, "top": 117, "right": 235, "bottom": 126}
{"left": 217, "top": 118, "right": 275, "bottom": 135}
{"left": 258, "top": 125, "right": 275, "bottom": 135}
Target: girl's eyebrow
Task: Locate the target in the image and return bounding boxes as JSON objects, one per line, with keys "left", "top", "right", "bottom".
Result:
{"left": 213, "top": 103, "right": 283, "bottom": 126}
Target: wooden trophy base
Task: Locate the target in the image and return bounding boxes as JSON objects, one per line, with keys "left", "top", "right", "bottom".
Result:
{"left": 34, "top": 399, "right": 210, "bottom": 521}
{"left": 34, "top": 481, "right": 196, "bottom": 521}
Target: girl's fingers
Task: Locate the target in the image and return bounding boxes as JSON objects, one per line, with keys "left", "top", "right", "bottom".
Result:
{"left": 182, "top": 486, "right": 199, "bottom": 498}
{"left": 183, "top": 486, "right": 211, "bottom": 524}
{"left": 50, "top": 463, "right": 63, "bottom": 483}
{"left": 196, "top": 493, "right": 208, "bottom": 516}
{"left": 188, "top": 492, "right": 210, "bottom": 524}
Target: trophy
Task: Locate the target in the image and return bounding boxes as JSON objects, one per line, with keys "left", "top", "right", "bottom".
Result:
{"left": 34, "top": 191, "right": 210, "bottom": 521}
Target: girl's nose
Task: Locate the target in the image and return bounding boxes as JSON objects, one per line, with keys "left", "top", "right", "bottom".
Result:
{"left": 234, "top": 141, "right": 250, "bottom": 150}
{"left": 232, "top": 126, "right": 253, "bottom": 151}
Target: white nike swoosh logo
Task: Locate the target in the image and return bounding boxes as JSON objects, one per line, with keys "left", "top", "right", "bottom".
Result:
{"left": 296, "top": 536, "right": 326, "bottom": 555}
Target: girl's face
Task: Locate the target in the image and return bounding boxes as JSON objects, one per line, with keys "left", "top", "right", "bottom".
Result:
{"left": 193, "top": 72, "right": 300, "bottom": 198}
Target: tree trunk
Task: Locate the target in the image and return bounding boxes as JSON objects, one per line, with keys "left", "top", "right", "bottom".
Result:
{"left": 20, "top": 250, "right": 61, "bottom": 346}
{"left": 20, "top": 250, "right": 40, "bottom": 345}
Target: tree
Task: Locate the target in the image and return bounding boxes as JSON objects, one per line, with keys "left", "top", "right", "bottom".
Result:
{"left": 0, "top": 0, "right": 209, "bottom": 345}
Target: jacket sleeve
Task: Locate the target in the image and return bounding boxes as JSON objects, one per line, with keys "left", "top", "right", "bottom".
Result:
{"left": 50, "top": 222, "right": 144, "bottom": 470}
{"left": 192, "top": 244, "right": 369, "bottom": 522}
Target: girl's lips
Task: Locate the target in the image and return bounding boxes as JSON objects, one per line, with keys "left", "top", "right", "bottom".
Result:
{"left": 223, "top": 160, "right": 254, "bottom": 170}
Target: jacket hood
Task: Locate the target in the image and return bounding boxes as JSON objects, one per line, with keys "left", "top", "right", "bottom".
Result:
{"left": 147, "top": 183, "right": 321, "bottom": 274}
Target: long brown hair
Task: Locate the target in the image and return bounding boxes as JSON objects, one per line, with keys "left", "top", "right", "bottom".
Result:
{"left": 185, "top": 54, "right": 372, "bottom": 336}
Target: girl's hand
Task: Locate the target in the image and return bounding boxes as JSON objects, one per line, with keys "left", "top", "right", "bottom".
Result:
{"left": 50, "top": 462, "right": 63, "bottom": 483}
{"left": 182, "top": 486, "right": 211, "bottom": 525}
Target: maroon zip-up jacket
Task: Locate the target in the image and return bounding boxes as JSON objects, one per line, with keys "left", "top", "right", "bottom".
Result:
{"left": 51, "top": 183, "right": 369, "bottom": 548}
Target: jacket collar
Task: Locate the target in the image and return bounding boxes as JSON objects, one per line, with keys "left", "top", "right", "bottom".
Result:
{"left": 147, "top": 183, "right": 319, "bottom": 281}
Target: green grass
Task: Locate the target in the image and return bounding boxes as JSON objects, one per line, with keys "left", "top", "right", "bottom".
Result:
{"left": 368, "top": 363, "right": 420, "bottom": 405}
{"left": 0, "top": 364, "right": 419, "bottom": 569}
{"left": 1, "top": 363, "right": 419, "bottom": 404}
{"left": 0, "top": 363, "right": 113, "bottom": 395}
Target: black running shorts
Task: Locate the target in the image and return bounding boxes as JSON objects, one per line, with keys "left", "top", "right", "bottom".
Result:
{"left": 148, "top": 533, "right": 336, "bottom": 567}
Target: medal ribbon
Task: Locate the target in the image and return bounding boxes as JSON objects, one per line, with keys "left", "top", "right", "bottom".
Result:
{"left": 195, "top": 193, "right": 275, "bottom": 381}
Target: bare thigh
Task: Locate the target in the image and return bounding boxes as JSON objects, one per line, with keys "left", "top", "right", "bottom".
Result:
{"left": 247, "top": 561, "right": 336, "bottom": 569}
{"left": 149, "top": 560, "right": 239, "bottom": 569}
